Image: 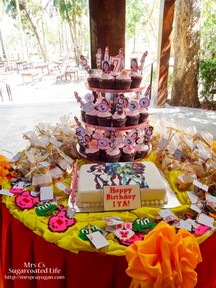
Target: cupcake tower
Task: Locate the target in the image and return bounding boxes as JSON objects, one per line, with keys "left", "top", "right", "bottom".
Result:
{"left": 75, "top": 47, "right": 152, "bottom": 163}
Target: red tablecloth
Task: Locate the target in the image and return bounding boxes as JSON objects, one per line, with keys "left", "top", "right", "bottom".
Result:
{"left": 1, "top": 197, "right": 216, "bottom": 288}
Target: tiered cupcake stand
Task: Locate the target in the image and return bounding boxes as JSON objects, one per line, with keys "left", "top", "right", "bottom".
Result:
{"left": 76, "top": 86, "right": 152, "bottom": 163}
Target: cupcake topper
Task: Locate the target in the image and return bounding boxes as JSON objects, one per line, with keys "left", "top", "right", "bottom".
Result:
{"left": 102, "top": 60, "right": 111, "bottom": 74}
{"left": 116, "top": 103, "right": 124, "bottom": 115}
{"left": 139, "top": 51, "right": 148, "bottom": 72}
{"left": 84, "top": 93, "right": 95, "bottom": 103}
{"left": 139, "top": 97, "right": 150, "bottom": 108}
{"left": 79, "top": 55, "right": 92, "bottom": 74}
{"left": 110, "top": 48, "right": 124, "bottom": 73}
{"left": 130, "top": 58, "right": 139, "bottom": 72}
{"left": 96, "top": 48, "right": 102, "bottom": 70}
{"left": 98, "top": 138, "right": 109, "bottom": 150}
{"left": 144, "top": 85, "right": 151, "bottom": 97}
{"left": 110, "top": 131, "right": 117, "bottom": 149}
{"left": 110, "top": 56, "right": 122, "bottom": 73}
{"left": 75, "top": 127, "right": 86, "bottom": 147}
{"left": 117, "top": 48, "right": 124, "bottom": 69}
{"left": 97, "top": 102, "right": 109, "bottom": 113}
{"left": 74, "top": 91, "right": 85, "bottom": 107}
{"left": 128, "top": 100, "right": 139, "bottom": 111}
{"left": 104, "top": 46, "right": 109, "bottom": 61}
{"left": 131, "top": 131, "right": 139, "bottom": 143}
{"left": 76, "top": 126, "right": 85, "bottom": 135}
{"left": 74, "top": 116, "right": 82, "bottom": 127}
{"left": 124, "top": 136, "right": 135, "bottom": 147}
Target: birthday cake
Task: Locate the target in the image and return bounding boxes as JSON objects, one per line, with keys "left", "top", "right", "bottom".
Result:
{"left": 76, "top": 161, "right": 168, "bottom": 209}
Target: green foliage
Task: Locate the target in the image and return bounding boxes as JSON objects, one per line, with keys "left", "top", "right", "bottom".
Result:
{"left": 200, "top": 59, "right": 216, "bottom": 100}
{"left": 200, "top": 0, "right": 216, "bottom": 58}
{"left": 54, "top": 0, "right": 87, "bottom": 23}
{"left": 126, "top": 0, "right": 145, "bottom": 38}
{"left": 199, "top": 0, "right": 216, "bottom": 101}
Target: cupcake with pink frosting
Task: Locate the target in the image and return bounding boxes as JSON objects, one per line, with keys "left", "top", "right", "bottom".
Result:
{"left": 129, "top": 71, "right": 142, "bottom": 88}
{"left": 115, "top": 70, "right": 132, "bottom": 90}
{"left": 134, "top": 143, "right": 149, "bottom": 159}
{"left": 99, "top": 73, "right": 115, "bottom": 89}
{"left": 126, "top": 100, "right": 140, "bottom": 126}
{"left": 106, "top": 146, "right": 121, "bottom": 162}
{"left": 97, "top": 101, "right": 112, "bottom": 127}
{"left": 85, "top": 139, "right": 100, "bottom": 162}
{"left": 138, "top": 107, "right": 149, "bottom": 124}
{"left": 87, "top": 70, "right": 101, "bottom": 88}
{"left": 97, "top": 138, "right": 109, "bottom": 162}
{"left": 121, "top": 145, "right": 136, "bottom": 162}
{"left": 138, "top": 97, "right": 150, "bottom": 124}
{"left": 112, "top": 111, "right": 126, "bottom": 127}
{"left": 85, "top": 108, "right": 98, "bottom": 125}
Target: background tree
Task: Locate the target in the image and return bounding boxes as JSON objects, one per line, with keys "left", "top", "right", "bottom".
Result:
{"left": 126, "top": 0, "right": 158, "bottom": 54}
{"left": 4, "top": 0, "right": 49, "bottom": 61}
{"left": 171, "top": 0, "right": 201, "bottom": 107}
{"left": 0, "top": 1, "right": 8, "bottom": 60}
{"left": 54, "top": 0, "right": 88, "bottom": 65}
{"left": 199, "top": 0, "right": 216, "bottom": 106}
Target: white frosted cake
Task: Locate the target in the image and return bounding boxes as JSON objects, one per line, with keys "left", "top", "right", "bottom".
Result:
{"left": 76, "top": 162, "right": 168, "bottom": 208}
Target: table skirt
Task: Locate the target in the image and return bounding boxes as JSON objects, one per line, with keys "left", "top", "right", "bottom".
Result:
{"left": 1, "top": 200, "right": 216, "bottom": 288}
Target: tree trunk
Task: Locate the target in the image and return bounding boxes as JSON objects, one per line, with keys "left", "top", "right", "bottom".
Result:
{"left": 0, "top": 27, "right": 7, "bottom": 60}
{"left": 21, "top": 1, "right": 47, "bottom": 62}
{"left": 171, "top": 0, "right": 201, "bottom": 107}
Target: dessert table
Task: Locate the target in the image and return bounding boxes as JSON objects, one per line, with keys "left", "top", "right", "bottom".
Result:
{"left": 1, "top": 195, "right": 216, "bottom": 288}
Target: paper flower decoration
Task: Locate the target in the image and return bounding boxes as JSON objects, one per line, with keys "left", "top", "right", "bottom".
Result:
{"left": 0, "top": 155, "right": 12, "bottom": 186}
{"left": 125, "top": 221, "right": 202, "bottom": 288}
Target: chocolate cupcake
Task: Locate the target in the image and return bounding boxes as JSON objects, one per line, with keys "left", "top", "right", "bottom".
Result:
{"left": 85, "top": 109, "right": 98, "bottom": 125}
{"left": 97, "top": 110, "right": 112, "bottom": 127}
{"left": 121, "top": 145, "right": 135, "bottom": 162}
{"left": 139, "top": 108, "right": 149, "bottom": 124}
{"left": 85, "top": 146, "right": 100, "bottom": 162}
{"left": 129, "top": 71, "right": 143, "bottom": 88}
{"left": 87, "top": 72, "right": 100, "bottom": 88}
{"left": 112, "top": 111, "right": 126, "bottom": 127}
{"left": 106, "top": 147, "right": 121, "bottom": 162}
{"left": 81, "top": 110, "right": 86, "bottom": 122}
{"left": 126, "top": 110, "right": 140, "bottom": 126}
{"left": 97, "top": 138, "right": 109, "bottom": 162}
{"left": 135, "top": 143, "right": 149, "bottom": 159}
{"left": 99, "top": 73, "right": 115, "bottom": 89}
{"left": 115, "top": 70, "right": 132, "bottom": 90}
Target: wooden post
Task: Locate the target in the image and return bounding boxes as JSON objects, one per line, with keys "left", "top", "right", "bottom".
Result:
{"left": 89, "top": 0, "right": 126, "bottom": 69}
{"left": 156, "top": 0, "right": 175, "bottom": 107}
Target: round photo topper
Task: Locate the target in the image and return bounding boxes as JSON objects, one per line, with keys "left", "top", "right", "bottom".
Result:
{"left": 84, "top": 93, "right": 95, "bottom": 102}
{"left": 128, "top": 100, "right": 139, "bottom": 111}
{"left": 124, "top": 136, "right": 135, "bottom": 146}
{"left": 83, "top": 102, "right": 94, "bottom": 113}
{"left": 76, "top": 127, "right": 85, "bottom": 135}
{"left": 139, "top": 97, "right": 150, "bottom": 108}
{"left": 98, "top": 138, "right": 109, "bottom": 149}
{"left": 97, "top": 103, "right": 108, "bottom": 112}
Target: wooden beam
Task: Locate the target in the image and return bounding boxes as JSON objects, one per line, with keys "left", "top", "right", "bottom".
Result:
{"left": 89, "top": 0, "right": 126, "bottom": 69}
{"left": 156, "top": 0, "right": 175, "bottom": 107}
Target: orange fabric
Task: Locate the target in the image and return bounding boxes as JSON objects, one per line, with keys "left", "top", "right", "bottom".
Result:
{"left": 125, "top": 221, "right": 202, "bottom": 288}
